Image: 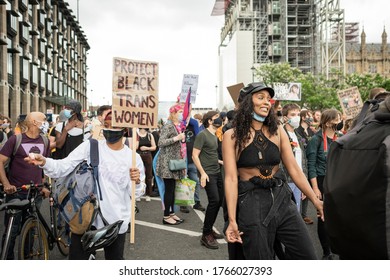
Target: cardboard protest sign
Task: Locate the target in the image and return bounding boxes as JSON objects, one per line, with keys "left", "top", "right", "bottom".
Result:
{"left": 273, "top": 82, "right": 301, "bottom": 101}
{"left": 337, "top": 86, "right": 363, "bottom": 119}
{"left": 179, "top": 74, "right": 198, "bottom": 103}
{"left": 227, "top": 83, "right": 244, "bottom": 106}
{"left": 112, "top": 57, "right": 159, "bottom": 128}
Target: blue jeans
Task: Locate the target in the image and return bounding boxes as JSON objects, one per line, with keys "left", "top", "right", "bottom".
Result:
{"left": 288, "top": 182, "right": 302, "bottom": 212}
{"left": 187, "top": 163, "right": 201, "bottom": 203}
{"left": 203, "top": 172, "right": 224, "bottom": 235}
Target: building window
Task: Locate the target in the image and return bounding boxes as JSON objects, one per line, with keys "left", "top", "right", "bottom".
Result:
{"left": 7, "top": 13, "right": 18, "bottom": 36}
{"left": 40, "top": 69, "right": 46, "bottom": 89}
{"left": 273, "top": 22, "right": 281, "bottom": 35}
{"left": 348, "top": 64, "right": 356, "bottom": 74}
{"left": 53, "top": 77, "right": 58, "bottom": 94}
{"left": 7, "top": 53, "right": 13, "bottom": 75}
{"left": 39, "top": 40, "right": 46, "bottom": 57}
{"left": 273, "top": 42, "right": 282, "bottom": 56}
{"left": 47, "top": 73, "right": 52, "bottom": 92}
{"left": 369, "top": 64, "right": 377, "bottom": 73}
{"left": 272, "top": 1, "right": 281, "bottom": 14}
{"left": 31, "top": 64, "right": 38, "bottom": 85}
{"left": 22, "top": 58, "right": 29, "bottom": 80}
{"left": 59, "top": 81, "right": 63, "bottom": 95}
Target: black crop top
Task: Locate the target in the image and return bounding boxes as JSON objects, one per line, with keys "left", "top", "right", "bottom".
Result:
{"left": 237, "top": 129, "right": 280, "bottom": 179}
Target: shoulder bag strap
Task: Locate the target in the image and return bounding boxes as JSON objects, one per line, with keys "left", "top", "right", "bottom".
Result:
{"left": 12, "top": 134, "right": 23, "bottom": 156}
{"left": 89, "top": 138, "right": 103, "bottom": 200}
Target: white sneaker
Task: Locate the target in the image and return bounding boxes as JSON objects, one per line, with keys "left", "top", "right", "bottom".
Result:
{"left": 136, "top": 197, "right": 141, "bottom": 202}
{"left": 144, "top": 196, "right": 151, "bottom": 202}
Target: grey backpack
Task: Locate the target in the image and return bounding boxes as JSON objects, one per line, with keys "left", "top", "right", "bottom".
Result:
{"left": 54, "top": 138, "right": 102, "bottom": 235}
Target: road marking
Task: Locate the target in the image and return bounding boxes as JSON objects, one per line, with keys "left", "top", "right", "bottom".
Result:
{"left": 136, "top": 197, "right": 227, "bottom": 244}
{"left": 135, "top": 220, "right": 201, "bottom": 237}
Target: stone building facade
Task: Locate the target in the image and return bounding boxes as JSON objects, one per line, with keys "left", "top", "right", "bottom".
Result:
{"left": 0, "top": 0, "right": 89, "bottom": 122}
{"left": 345, "top": 29, "right": 390, "bottom": 77}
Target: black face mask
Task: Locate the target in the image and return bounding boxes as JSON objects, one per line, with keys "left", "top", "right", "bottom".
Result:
{"left": 331, "top": 121, "right": 344, "bottom": 131}
{"left": 212, "top": 117, "right": 223, "bottom": 128}
{"left": 103, "top": 129, "right": 124, "bottom": 144}
{"left": 277, "top": 111, "right": 282, "bottom": 117}
{"left": 336, "top": 121, "right": 344, "bottom": 131}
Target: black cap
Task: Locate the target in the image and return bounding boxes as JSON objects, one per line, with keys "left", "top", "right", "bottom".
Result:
{"left": 66, "top": 99, "right": 82, "bottom": 114}
{"left": 238, "top": 82, "right": 275, "bottom": 103}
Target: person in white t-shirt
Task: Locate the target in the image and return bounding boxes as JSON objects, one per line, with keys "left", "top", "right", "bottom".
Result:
{"left": 24, "top": 110, "right": 145, "bottom": 260}
{"left": 53, "top": 99, "right": 91, "bottom": 159}
{"left": 281, "top": 103, "right": 306, "bottom": 211}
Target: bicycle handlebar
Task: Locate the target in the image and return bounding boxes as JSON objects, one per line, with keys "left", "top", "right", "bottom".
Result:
{"left": 20, "top": 182, "right": 50, "bottom": 191}
{"left": 0, "top": 182, "right": 50, "bottom": 197}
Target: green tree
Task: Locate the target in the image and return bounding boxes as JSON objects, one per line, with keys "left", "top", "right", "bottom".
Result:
{"left": 255, "top": 62, "right": 390, "bottom": 110}
{"left": 255, "top": 63, "right": 340, "bottom": 110}
{"left": 344, "top": 73, "right": 388, "bottom": 100}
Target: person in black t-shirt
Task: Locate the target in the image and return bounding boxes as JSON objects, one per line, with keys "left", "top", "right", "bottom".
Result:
{"left": 136, "top": 128, "right": 156, "bottom": 201}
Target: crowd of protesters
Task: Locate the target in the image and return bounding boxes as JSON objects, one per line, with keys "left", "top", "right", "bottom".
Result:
{"left": 1, "top": 84, "right": 388, "bottom": 260}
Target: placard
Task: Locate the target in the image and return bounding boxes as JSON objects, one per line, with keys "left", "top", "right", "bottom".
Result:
{"left": 337, "top": 86, "right": 363, "bottom": 119}
{"left": 179, "top": 74, "right": 198, "bottom": 103}
{"left": 227, "top": 83, "right": 244, "bottom": 105}
{"left": 273, "top": 82, "right": 301, "bottom": 101}
{"left": 112, "top": 57, "right": 159, "bottom": 128}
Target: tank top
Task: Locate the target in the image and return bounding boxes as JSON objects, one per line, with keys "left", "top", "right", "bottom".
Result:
{"left": 137, "top": 133, "right": 151, "bottom": 152}
{"left": 237, "top": 129, "right": 280, "bottom": 179}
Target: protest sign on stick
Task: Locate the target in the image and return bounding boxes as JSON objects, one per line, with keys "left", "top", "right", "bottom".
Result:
{"left": 112, "top": 57, "right": 159, "bottom": 243}
{"left": 179, "top": 74, "right": 198, "bottom": 104}
{"left": 112, "top": 57, "right": 159, "bottom": 129}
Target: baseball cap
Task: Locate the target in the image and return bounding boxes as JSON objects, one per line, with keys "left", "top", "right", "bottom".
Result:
{"left": 238, "top": 82, "right": 275, "bottom": 103}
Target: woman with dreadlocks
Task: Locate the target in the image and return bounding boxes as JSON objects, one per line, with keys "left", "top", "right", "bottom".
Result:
{"left": 222, "top": 82, "right": 324, "bottom": 260}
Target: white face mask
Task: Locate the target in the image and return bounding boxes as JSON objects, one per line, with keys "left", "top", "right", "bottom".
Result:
{"left": 39, "top": 121, "right": 50, "bottom": 134}
{"left": 288, "top": 116, "right": 301, "bottom": 129}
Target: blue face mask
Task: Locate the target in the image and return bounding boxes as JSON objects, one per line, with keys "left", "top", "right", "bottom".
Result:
{"left": 177, "top": 113, "right": 183, "bottom": 122}
{"left": 252, "top": 112, "right": 266, "bottom": 122}
{"left": 64, "top": 109, "right": 73, "bottom": 119}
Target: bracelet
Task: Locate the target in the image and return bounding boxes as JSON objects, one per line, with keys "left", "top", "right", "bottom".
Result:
{"left": 135, "top": 179, "right": 141, "bottom": 184}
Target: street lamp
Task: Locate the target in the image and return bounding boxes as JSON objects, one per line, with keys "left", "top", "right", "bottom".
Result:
{"left": 251, "top": 66, "right": 256, "bottom": 82}
{"left": 215, "top": 84, "right": 218, "bottom": 109}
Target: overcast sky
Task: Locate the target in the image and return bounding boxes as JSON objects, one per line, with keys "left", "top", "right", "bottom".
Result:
{"left": 67, "top": 0, "right": 388, "bottom": 107}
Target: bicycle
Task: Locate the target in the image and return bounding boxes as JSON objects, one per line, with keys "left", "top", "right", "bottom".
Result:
{"left": 0, "top": 181, "right": 70, "bottom": 260}
{"left": 0, "top": 185, "right": 30, "bottom": 260}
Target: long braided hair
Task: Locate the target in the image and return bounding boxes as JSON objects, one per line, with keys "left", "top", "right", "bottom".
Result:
{"left": 231, "top": 93, "right": 279, "bottom": 154}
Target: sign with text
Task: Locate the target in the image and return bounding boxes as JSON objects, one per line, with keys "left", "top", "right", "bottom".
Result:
{"left": 112, "top": 57, "right": 159, "bottom": 128}
{"left": 337, "top": 86, "right": 363, "bottom": 119}
{"left": 273, "top": 82, "right": 301, "bottom": 101}
{"left": 179, "top": 74, "right": 198, "bottom": 103}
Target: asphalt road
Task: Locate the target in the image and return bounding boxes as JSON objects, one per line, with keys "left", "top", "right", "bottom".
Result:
{"left": 0, "top": 187, "right": 325, "bottom": 260}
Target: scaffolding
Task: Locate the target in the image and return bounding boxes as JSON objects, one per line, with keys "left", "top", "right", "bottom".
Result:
{"left": 286, "top": 0, "right": 315, "bottom": 73}
{"left": 316, "top": 0, "right": 346, "bottom": 78}
{"left": 219, "top": 0, "right": 269, "bottom": 65}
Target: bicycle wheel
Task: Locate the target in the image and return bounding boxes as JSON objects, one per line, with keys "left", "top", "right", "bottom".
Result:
{"left": 54, "top": 207, "right": 70, "bottom": 256}
{"left": 18, "top": 217, "right": 49, "bottom": 260}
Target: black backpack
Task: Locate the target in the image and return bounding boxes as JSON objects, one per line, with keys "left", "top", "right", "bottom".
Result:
{"left": 324, "top": 96, "right": 390, "bottom": 259}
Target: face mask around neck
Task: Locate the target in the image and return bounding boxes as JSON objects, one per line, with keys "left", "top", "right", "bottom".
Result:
{"left": 39, "top": 121, "right": 50, "bottom": 134}
{"left": 252, "top": 112, "right": 266, "bottom": 122}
